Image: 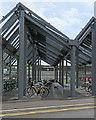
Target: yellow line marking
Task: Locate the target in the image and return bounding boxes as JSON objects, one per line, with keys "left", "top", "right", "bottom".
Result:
{"left": 0, "top": 106, "right": 96, "bottom": 117}
{"left": 1, "top": 103, "right": 94, "bottom": 112}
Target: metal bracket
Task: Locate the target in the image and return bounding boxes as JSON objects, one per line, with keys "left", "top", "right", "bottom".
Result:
{"left": 68, "top": 39, "right": 79, "bottom": 46}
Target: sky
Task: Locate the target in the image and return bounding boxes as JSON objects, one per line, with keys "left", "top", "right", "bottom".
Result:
{"left": 0, "top": 0, "right": 94, "bottom": 65}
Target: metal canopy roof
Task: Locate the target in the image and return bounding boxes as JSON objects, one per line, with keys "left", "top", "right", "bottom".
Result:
{"left": 0, "top": 2, "right": 70, "bottom": 67}
{"left": 75, "top": 17, "right": 94, "bottom": 66}
{"left": 65, "top": 17, "right": 94, "bottom": 66}
{"left": 0, "top": 2, "right": 95, "bottom": 67}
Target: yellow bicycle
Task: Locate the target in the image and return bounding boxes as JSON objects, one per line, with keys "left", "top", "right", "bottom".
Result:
{"left": 27, "top": 83, "right": 50, "bottom": 98}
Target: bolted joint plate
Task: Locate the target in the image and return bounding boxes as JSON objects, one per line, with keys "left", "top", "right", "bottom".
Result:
{"left": 68, "top": 39, "right": 79, "bottom": 46}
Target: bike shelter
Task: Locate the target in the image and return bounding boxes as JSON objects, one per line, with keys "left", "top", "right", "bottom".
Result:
{"left": 0, "top": 2, "right": 96, "bottom": 100}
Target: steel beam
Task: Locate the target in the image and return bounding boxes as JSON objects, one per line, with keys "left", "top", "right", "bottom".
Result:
{"left": 6, "top": 28, "right": 19, "bottom": 46}
{"left": 78, "top": 58, "right": 88, "bottom": 65}
{"left": 0, "top": 6, "right": 16, "bottom": 24}
{"left": 41, "top": 57, "right": 54, "bottom": 66}
{"left": 46, "top": 44, "right": 63, "bottom": 56}
{"left": 75, "top": 17, "right": 94, "bottom": 41}
{"left": 79, "top": 49, "right": 92, "bottom": 59}
{"left": 3, "top": 28, "right": 19, "bottom": 50}
{"left": 4, "top": 54, "right": 9, "bottom": 61}
{"left": 79, "top": 28, "right": 91, "bottom": 45}
{"left": 11, "top": 36, "right": 19, "bottom": 46}
{"left": 39, "top": 52, "right": 56, "bottom": 65}
{"left": 18, "top": 3, "right": 69, "bottom": 40}
{"left": 70, "top": 46, "right": 76, "bottom": 97}
{"left": 79, "top": 54, "right": 89, "bottom": 62}
{"left": 0, "top": 13, "right": 17, "bottom": 34}
{"left": 18, "top": 10, "right": 26, "bottom": 99}
{"left": 82, "top": 42, "right": 92, "bottom": 50}
{"left": 25, "top": 15, "right": 69, "bottom": 48}
{"left": 79, "top": 46, "right": 92, "bottom": 56}
{"left": 81, "top": 43, "right": 92, "bottom": 53}
{"left": 46, "top": 38, "right": 63, "bottom": 51}
{"left": 92, "top": 20, "right": 96, "bottom": 96}
{"left": 11, "top": 59, "right": 16, "bottom": 66}
{"left": 5, "top": 22, "right": 19, "bottom": 40}
{"left": 38, "top": 43, "right": 63, "bottom": 57}
{"left": 39, "top": 49, "right": 58, "bottom": 60}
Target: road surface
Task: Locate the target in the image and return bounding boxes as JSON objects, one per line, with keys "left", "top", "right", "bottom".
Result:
{"left": 1, "top": 103, "right": 95, "bottom": 118}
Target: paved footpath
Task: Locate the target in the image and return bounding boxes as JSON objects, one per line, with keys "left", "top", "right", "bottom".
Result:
{"left": 2, "top": 86, "right": 95, "bottom": 110}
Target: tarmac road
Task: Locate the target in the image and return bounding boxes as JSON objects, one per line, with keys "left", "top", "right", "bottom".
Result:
{"left": 1, "top": 103, "right": 95, "bottom": 118}
{"left": 13, "top": 108, "right": 94, "bottom": 118}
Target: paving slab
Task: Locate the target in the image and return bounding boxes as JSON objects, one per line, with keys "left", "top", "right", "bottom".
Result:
{"left": 2, "top": 84, "right": 95, "bottom": 111}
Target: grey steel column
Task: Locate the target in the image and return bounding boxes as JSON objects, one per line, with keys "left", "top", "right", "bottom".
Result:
{"left": 55, "top": 66, "right": 56, "bottom": 80}
{"left": 40, "top": 58, "right": 41, "bottom": 81}
{"left": 34, "top": 48, "right": 36, "bottom": 83}
{"left": 70, "top": 46, "right": 76, "bottom": 97}
{"left": 92, "top": 20, "right": 96, "bottom": 96}
{"left": 32, "top": 44, "right": 35, "bottom": 82}
{"left": 59, "top": 61, "right": 61, "bottom": 83}
{"left": 34, "top": 57, "right": 36, "bottom": 83}
{"left": 9, "top": 55, "right": 11, "bottom": 80}
{"left": 62, "top": 59, "right": 64, "bottom": 86}
{"left": 76, "top": 47, "right": 79, "bottom": 88}
{"left": 55, "top": 65, "right": 58, "bottom": 80}
{"left": 28, "top": 64, "right": 30, "bottom": 81}
{"left": 0, "top": 35, "right": 3, "bottom": 96}
{"left": 24, "top": 25, "right": 27, "bottom": 96}
{"left": 84, "top": 65, "right": 86, "bottom": 82}
{"left": 56, "top": 65, "right": 58, "bottom": 80}
{"left": 66, "top": 59, "right": 68, "bottom": 84}
{"left": 32, "top": 63, "right": 34, "bottom": 82}
{"left": 38, "top": 56, "right": 40, "bottom": 82}
{"left": 18, "top": 10, "right": 26, "bottom": 99}
{"left": 31, "top": 65, "right": 32, "bottom": 79}
{"left": 17, "top": 58, "right": 19, "bottom": 88}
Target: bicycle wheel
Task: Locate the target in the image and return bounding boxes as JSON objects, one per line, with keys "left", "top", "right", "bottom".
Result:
{"left": 27, "top": 87, "right": 36, "bottom": 97}
{"left": 40, "top": 87, "right": 49, "bottom": 98}
{"left": 88, "top": 86, "right": 92, "bottom": 94}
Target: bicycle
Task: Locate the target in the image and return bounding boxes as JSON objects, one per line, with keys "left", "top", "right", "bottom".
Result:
{"left": 80, "top": 81, "right": 92, "bottom": 94}
{"left": 87, "top": 83, "right": 92, "bottom": 94}
{"left": 3, "top": 80, "right": 16, "bottom": 92}
{"left": 26, "top": 82, "right": 50, "bottom": 98}
{"left": 80, "top": 81, "right": 90, "bottom": 91}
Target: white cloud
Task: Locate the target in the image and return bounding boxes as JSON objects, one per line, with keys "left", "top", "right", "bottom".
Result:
{"left": 0, "top": 3, "right": 2, "bottom": 17}
{"left": 45, "top": 8, "right": 81, "bottom": 33}
{"left": 0, "top": 1, "right": 93, "bottom": 38}
{"left": 22, "top": 2, "right": 92, "bottom": 38}
{"left": 63, "top": 8, "right": 78, "bottom": 17}
{"left": 24, "top": 2, "right": 81, "bottom": 30}
{"left": 24, "top": 2, "right": 47, "bottom": 19}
